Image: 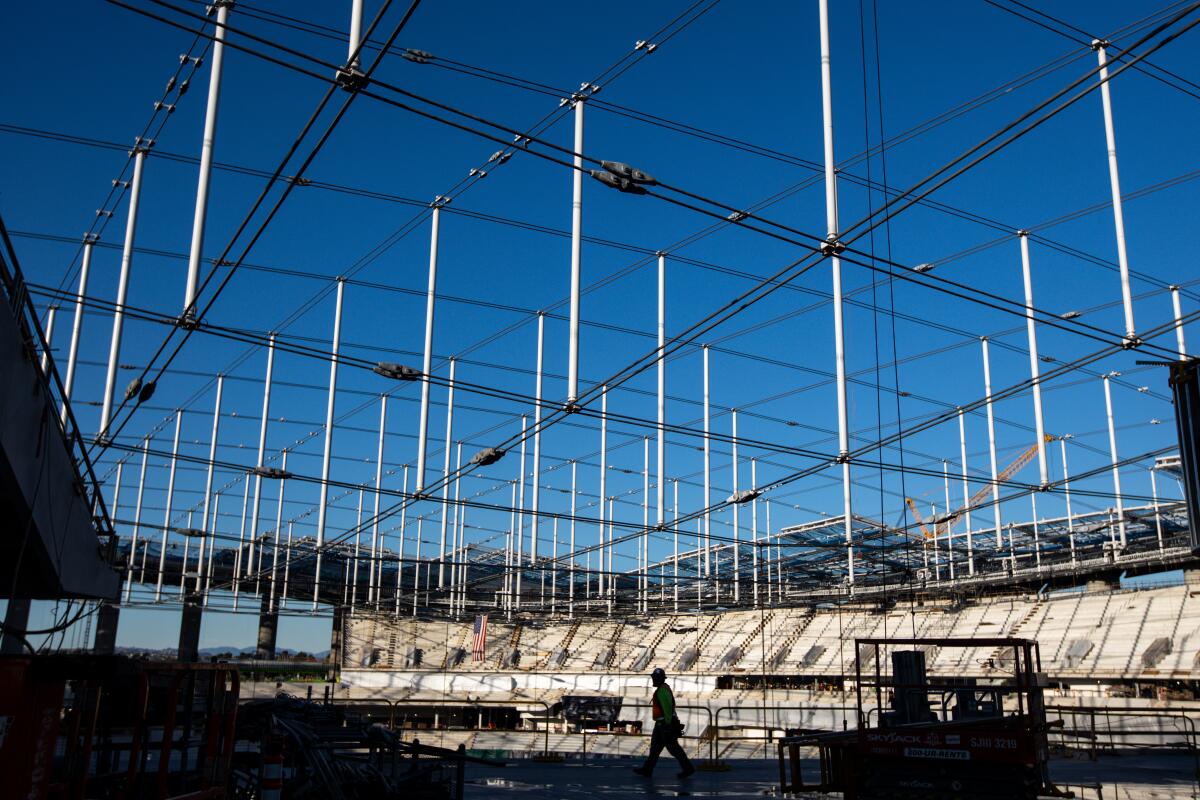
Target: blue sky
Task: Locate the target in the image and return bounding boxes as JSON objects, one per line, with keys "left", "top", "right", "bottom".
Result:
{"left": 2, "top": 0, "right": 1198, "bottom": 652}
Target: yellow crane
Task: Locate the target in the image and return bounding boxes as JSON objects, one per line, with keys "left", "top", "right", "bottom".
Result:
{"left": 904, "top": 434, "right": 1054, "bottom": 541}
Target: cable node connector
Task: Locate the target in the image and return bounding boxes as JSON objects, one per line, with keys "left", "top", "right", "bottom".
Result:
{"left": 512, "top": 134, "right": 532, "bottom": 148}
{"left": 726, "top": 210, "right": 748, "bottom": 222}
{"left": 602, "top": 160, "right": 657, "bottom": 186}
{"left": 96, "top": 209, "right": 113, "bottom": 219}
{"left": 285, "top": 175, "right": 312, "bottom": 187}
{"left": 1091, "top": 38, "right": 1110, "bottom": 51}
{"left": 335, "top": 65, "right": 370, "bottom": 93}
{"left": 562, "top": 401, "right": 581, "bottom": 414}
{"left": 179, "top": 53, "right": 203, "bottom": 66}
{"left": 207, "top": 0, "right": 234, "bottom": 13}
{"left": 176, "top": 311, "right": 201, "bottom": 331}
{"left": 83, "top": 233, "right": 100, "bottom": 244}
{"left": 834, "top": 452, "right": 850, "bottom": 464}
{"left": 430, "top": 195, "right": 452, "bottom": 209}
{"left": 129, "top": 137, "right": 154, "bottom": 156}
{"left": 488, "top": 150, "right": 512, "bottom": 165}
{"left": 111, "top": 179, "right": 130, "bottom": 189}
{"left": 820, "top": 236, "right": 846, "bottom": 256}
{"left": 468, "top": 167, "right": 488, "bottom": 179}
{"left": 635, "top": 40, "right": 659, "bottom": 54}
{"left": 1016, "top": 228, "right": 1030, "bottom": 237}
{"left": 154, "top": 101, "right": 176, "bottom": 114}
{"left": 1121, "top": 334, "right": 1142, "bottom": 350}
{"left": 402, "top": 48, "right": 433, "bottom": 63}
{"left": 589, "top": 169, "right": 647, "bottom": 195}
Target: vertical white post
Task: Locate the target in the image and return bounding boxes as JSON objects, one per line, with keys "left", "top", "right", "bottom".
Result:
{"left": 1018, "top": 232, "right": 1050, "bottom": 486}
{"left": 371, "top": 395, "right": 387, "bottom": 606}
{"left": 1172, "top": 286, "right": 1187, "bottom": 357}
{"left": 751, "top": 458, "right": 759, "bottom": 607}
{"left": 673, "top": 478, "right": 679, "bottom": 612}
{"left": 1031, "top": 493, "right": 1042, "bottom": 569}
{"left": 569, "top": 460, "right": 577, "bottom": 618}
{"left": 347, "top": 0, "right": 364, "bottom": 65}
{"left": 282, "top": 522, "right": 293, "bottom": 606}
{"left": 1103, "top": 374, "right": 1126, "bottom": 547}
{"left": 598, "top": 388, "right": 607, "bottom": 607}
{"left": 1151, "top": 467, "right": 1164, "bottom": 552}
{"left": 248, "top": 335, "right": 276, "bottom": 586}
{"left": 1093, "top": 41, "right": 1137, "bottom": 343}
{"left": 61, "top": 237, "right": 94, "bottom": 422}
{"left": 127, "top": 438, "right": 150, "bottom": 600}
{"left": 269, "top": 451, "right": 288, "bottom": 608}
{"left": 818, "top": 0, "right": 854, "bottom": 588}
{"left": 155, "top": 410, "right": 182, "bottom": 601}
{"left": 451, "top": 442, "right": 463, "bottom": 613}
{"left": 606, "top": 498, "right": 614, "bottom": 616}
{"left": 413, "top": 518, "right": 423, "bottom": 615}
{"left": 516, "top": 415, "right": 528, "bottom": 610}
{"left": 417, "top": 202, "right": 444, "bottom": 492}
{"left": 551, "top": 517, "right": 559, "bottom": 613}
{"left": 182, "top": 0, "right": 230, "bottom": 319}
{"left": 396, "top": 465, "right": 409, "bottom": 616}
{"left": 531, "top": 316, "right": 544, "bottom": 603}
{"left": 656, "top": 253, "right": 667, "bottom": 529}
{"left": 731, "top": 408, "right": 740, "bottom": 603}
{"left": 313, "top": 279, "right": 345, "bottom": 608}
{"left": 957, "top": 409, "right": 974, "bottom": 575}
{"left": 1060, "top": 437, "right": 1076, "bottom": 564}
{"left": 350, "top": 487, "right": 364, "bottom": 606}
{"left": 232, "top": 478, "right": 249, "bottom": 609}
{"left": 642, "top": 436, "right": 650, "bottom": 612}
{"left": 566, "top": 98, "right": 584, "bottom": 407}
{"left": 981, "top": 338, "right": 1003, "bottom": 548}
{"left": 99, "top": 147, "right": 146, "bottom": 441}
{"left": 204, "top": 492, "right": 220, "bottom": 604}
{"left": 942, "top": 460, "right": 955, "bottom": 580}
{"left": 200, "top": 376, "right": 223, "bottom": 536}
{"left": 39, "top": 306, "right": 56, "bottom": 373}
{"left": 505, "top": 481, "right": 516, "bottom": 617}
{"left": 702, "top": 346, "right": 712, "bottom": 581}
{"left": 439, "top": 359, "right": 457, "bottom": 589}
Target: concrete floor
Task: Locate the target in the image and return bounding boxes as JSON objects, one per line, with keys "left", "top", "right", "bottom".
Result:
{"left": 462, "top": 753, "right": 1199, "bottom": 799}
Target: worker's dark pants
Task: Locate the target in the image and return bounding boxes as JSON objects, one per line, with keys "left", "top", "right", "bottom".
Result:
{"left": 642, "top": 723, "right": 693, "bottom": 772}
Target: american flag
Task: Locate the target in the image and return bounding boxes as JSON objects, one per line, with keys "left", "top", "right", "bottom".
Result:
{"left": 472, "top": 614, "right": 489, "bottom": 661}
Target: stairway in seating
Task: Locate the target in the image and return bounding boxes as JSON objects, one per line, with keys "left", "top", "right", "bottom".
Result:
{"left": 727, "top": 611, "right": 775, "bottom": 669}
{"left": 558, "top": 619, "right": 583, "bottom": 655}
{"left": 442, "top": 622, "right": 472, "bottom": 668}
{"left": 694, "top": 614, "right": 723, "bottom": 655}
{"left": 986, "top": 598, "right": 1042, "bottom": 666}
{"left": 599, "top": 620, "right": 626, "bottom": 669}
{"left": 496, "top": 623, "right": 523, "bottom": 668}
{"left": 636, "top": 616, "right": 676, "bottom": 668}
{"left": 767, "top": 607, "right": 815, "bottom": 669}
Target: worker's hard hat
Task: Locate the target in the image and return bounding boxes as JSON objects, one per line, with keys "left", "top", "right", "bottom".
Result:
{"left": 651, "top": 667, "right": 666, "bottom": 680}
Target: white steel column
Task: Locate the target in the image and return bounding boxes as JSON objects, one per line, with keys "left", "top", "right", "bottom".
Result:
{"left": 531, "top": 316, "right": 544, "bottom": 602}
{"left": 350, "top": 488, "right": 364, "bottom": 606}
{"left": 1060, "top": 437, "right": 1076, "bottom": 564}
{"left": 269, "top": 451, "right": 288, "bottom": 608}
{"left": 731, "top": 409, "right": 740, "bottom": 603}
{"left": 1151, "top": 467, "right": 1164, "bottom": 552}
{"left": 750, "top": 459, "right": 759, "bottom": 607}
{"left": 1093, "top": 41, "right": 1137, "bottom": 343}
{"left": 61, "top": 236, "right": 95, "bottom": 423}
{"left": 39, "top": 306, "right": 56, "bottom": 373}
{"left": 451, "top": 442, "right": 463, "bottom": 613}
{"left": 818, "top": 0, "right": 854, "bottom": 586}
{"left": 232, "top": 479, "right": 249, "bottom": 609}
{"left": 642, "top": 437, "right": 650, "bottom": 612}
{"left": 957, "top": 409, "right": 974, "bottom": 575}
{"left": 155, "top": 410, "right": 182, "bottom": 601}
{"left": 396, "top": 465, "right": 409, "bottom": 616}
{"left": 417, "top": 201, "right": 444, "bottom": 492}
{"left": 438, "top": 359, "right": 457, "bottom": 589}
{"left": 99, "top": 147, "right": 146, "bottom": 441}
{"left": 1018, "top": 232, "right": 1049, "bottom": 486}
{"left": 1103, "top": 374, "right": 1126, "bottom": 547}
{"left": 1172, "top": 286, "right": 1187, "bottom": 357}
{"left": 371, "top": 395, "right": 387, "bottom": 606}
{"left": 598, "top": 388, "right": 608, "bottom": 608}
{"left": 702, "top": 346, "right": 712, "bottom": 580}
{"left": 516, "top": 415, "right": 528, "bottom": 610}
{"left": 182, "top": 0, "right": 231, "bottom": 318}
{"left": 347, "top": 0, "right": 364, "bottom": 65}
{"left": 569, "top": 460, "right": 577, "bottom": 617}
{"left": 200, "top": 376, "right": 223, "bottom": 537}
{"left": 942, "top": 460, "right": 954, "bottom": 580}
{"left": 248, "top": 335, "right": 276, "bottom": 587}
{"left": 673, "top": 478, "right": 679, "bottom": 612}
{"left": 656, "top": 253, "right": 666, "bottom": 531}
{"left": 127, "top": 438, "right": 150, "bottom": 600}
{"left": 313, "top": 279, "right": 345, "bottom": 608}
{"left": 981, "top": 337, "right": 1003, "bottom": 548}
{"left": 566, "top": 98, "right": 584, "bottom": 407}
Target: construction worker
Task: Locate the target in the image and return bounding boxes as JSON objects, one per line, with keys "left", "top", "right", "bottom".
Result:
{"left": 633, "top": 667, "right": 695, "bottom": 778}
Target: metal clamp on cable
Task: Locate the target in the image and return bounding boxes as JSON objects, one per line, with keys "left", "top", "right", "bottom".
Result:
{"left": 335, "top": 65, "right": 370, "bottom": 93}
{"left": 820, "top": 236, "right": 845, "bottom": 256}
